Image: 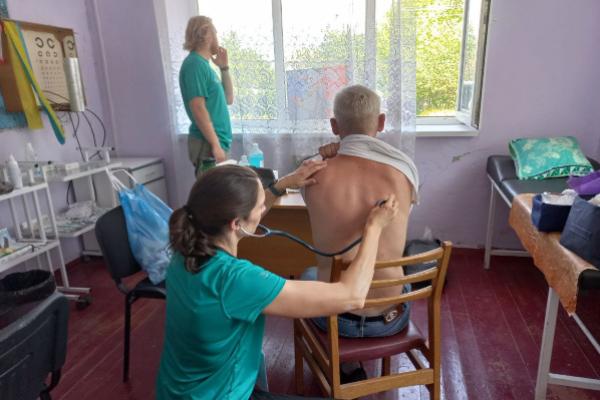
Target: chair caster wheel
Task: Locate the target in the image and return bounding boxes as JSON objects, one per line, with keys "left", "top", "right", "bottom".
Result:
{"left": 75, "top": 294, "right": 92, "bottom": 310}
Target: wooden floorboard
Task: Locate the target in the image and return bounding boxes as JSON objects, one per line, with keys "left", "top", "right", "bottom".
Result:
{"left": 48, "top": 249, "right": 600, "bottom": 399}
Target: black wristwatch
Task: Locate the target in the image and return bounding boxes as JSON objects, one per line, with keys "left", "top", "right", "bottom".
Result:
{"left": 268, "top": 180, "right": 286, "bottom": 197}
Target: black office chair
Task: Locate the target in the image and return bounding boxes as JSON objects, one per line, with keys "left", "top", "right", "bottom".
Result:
{"left": 95, "top": 206, "right": 166, "bottom": 382}
{"left": 0, "top": 292, "right": 69, "bottom": 400}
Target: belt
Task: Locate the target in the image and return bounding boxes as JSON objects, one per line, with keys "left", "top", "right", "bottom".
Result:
{"left": 339, "top": 304, "right": 406, "bottom": 324}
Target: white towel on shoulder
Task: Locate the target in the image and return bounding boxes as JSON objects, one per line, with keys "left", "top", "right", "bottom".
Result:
{"left": 337, "top": 134, "right": 419, "bottom": 204}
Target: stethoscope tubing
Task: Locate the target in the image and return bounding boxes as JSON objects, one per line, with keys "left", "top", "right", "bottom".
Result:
{"left": 250, "top": 224, "right": 362, "bottom": 257}
{"left": 243, "top": 200, "right": 388, "bottom": 257}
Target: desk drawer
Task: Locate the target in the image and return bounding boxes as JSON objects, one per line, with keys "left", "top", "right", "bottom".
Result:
{"left": 131, "top": 162, "right": 164, "bottom": 184}
{"left": 238, "top": 208, "right": 315, "bottom": 277}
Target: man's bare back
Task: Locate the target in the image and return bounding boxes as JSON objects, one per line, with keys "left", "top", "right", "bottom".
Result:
{"left": 304, "top": 154, "right": 413, "bottom": 316}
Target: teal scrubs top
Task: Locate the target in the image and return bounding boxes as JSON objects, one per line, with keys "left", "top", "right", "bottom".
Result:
{"left": 179, "top": 52, "right": 232, "bottom": 151}
{"left": 156, "top": 250, "right": 285, "bottom": 400}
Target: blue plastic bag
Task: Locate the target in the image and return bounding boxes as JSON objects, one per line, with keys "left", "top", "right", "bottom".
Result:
{"left": 118, "top": 184, "right": 172, "bottom": 284}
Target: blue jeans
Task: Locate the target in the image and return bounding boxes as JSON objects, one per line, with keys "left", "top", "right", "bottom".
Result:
{"left": 301, "top": 267, "right": 411, "bottom": 338}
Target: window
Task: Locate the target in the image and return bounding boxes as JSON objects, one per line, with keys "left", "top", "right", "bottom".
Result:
{"left": 190, "top": 0, "right": 490, "bottom": 134}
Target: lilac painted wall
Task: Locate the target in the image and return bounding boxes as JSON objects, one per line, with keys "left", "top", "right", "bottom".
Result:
{"left": 0, "top": 0, "right": 112, "bottom": 263}
{"left": 162, "top": 0, "right": 198, "bottom": 207}
{"left": 91, "top": 0, "right": 177, "bottom": 206}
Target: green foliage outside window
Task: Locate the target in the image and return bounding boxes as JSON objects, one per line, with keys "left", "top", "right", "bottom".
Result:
{"left": 222, "top": 0, "right": 468, "bottom": 119}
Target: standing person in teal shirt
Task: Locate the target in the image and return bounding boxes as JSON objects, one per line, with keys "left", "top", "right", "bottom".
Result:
{"left": 180, "top": 16, "right": 234, "bottom": 176}
{"left": 156, "top": 161, "right": 401, "bottom": 400}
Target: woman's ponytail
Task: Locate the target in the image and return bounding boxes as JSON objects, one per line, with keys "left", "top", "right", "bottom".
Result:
{"left": 169, "top": 207, "right": 215, "bottom": 273}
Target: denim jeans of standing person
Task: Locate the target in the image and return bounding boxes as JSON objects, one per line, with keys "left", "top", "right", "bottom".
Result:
{"left": 301, "top": 267, "right": 411, "bottom": 337}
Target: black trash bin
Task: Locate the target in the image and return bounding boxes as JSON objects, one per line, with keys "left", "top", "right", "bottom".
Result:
{"left": 404, "top": 239, "right": 446, "bottom": 290}
{"left": 0, "top": 270, "right": 56, "bottom": 311}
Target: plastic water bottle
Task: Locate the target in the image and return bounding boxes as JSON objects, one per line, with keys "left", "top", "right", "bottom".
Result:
{"left": 238, "top": 155, "right": 250, "bottom": 167}
{"left": 7, "top": 154, "right": 23, "bottom": 189}
{"left": 248, "top": 143, "right": 264, "bottom": 168}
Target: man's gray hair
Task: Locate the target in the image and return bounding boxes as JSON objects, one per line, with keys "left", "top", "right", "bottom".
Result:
{"left": 333, "top": 85, "right": 381, "bottom": 133}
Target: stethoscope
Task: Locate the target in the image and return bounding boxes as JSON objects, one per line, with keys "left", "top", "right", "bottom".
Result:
{"left": 238, "top": 199, "right": 388, "bottom": 257}
{"left": 239, "top": 225, "right": 362, "bottom": 257}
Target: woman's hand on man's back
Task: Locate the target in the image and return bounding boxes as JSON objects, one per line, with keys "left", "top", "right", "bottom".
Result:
{"left": 367, "top": 194, "right": 399, "bottom": 229}
{"left": 280, "top": 160, "right": 327, "bottom": 190}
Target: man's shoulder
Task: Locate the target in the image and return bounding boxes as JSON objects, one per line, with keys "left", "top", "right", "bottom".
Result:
{"left": 304, "top": 155, "right": 410, "bottom": 201}
{"left": 303, "top": 164, "right": 337, "bottom": 202}
{"left": 304, "top": 157, "right": 369, "bottom": 201}
{"left": 328, "top": 154, "right": 406, "bottom": 179}
{"left": 308, "top": 158, "right": 341, "bottom": 185}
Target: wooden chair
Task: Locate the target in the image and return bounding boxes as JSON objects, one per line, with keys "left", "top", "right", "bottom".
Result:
{"left": 293, "top": 241, "right": 452, "bottom": 399}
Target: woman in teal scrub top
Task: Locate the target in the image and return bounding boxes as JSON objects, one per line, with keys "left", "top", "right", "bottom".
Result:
{"left": 156, "top": 161, "right": 400, "bottom": 400}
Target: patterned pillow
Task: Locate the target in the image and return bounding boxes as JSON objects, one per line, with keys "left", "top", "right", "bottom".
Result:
{"left": 509, "top": 136, "right": 593, "bottom": 180}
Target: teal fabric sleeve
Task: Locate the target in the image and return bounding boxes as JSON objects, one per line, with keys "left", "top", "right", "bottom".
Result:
{"left": 181, "top": 61, "right": 209, "bottom": 100}
{"left": 220, "top": 260, "right": 285, "bottom": 323}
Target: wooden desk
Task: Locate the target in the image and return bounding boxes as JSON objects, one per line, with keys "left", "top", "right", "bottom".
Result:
{"left": 238, "top": 193, "right": 316, "bottom": 277}
{"left": 509, "top": 194, "right": 600, "bottom": 399}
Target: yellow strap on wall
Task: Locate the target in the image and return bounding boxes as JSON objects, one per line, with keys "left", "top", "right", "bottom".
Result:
{"left": 3, "top": 20, "right": 66, "bottom": 144}
{"left": 3, "top": 23, "right": 42, "bottom": 129}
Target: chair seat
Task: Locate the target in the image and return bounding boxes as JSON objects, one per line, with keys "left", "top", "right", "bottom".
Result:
{"left": 308, "top": 319, "right": 426, "bottom": 363}
{"left": 131, "top": 277, "right": 166, "bottom": 299}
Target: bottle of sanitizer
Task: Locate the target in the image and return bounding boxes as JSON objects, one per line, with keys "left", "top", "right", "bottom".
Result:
{"left": 248, "top": 143, "right": 264, "bottom": 168}
{"left": 7, "top": 154, "right": 23, "bottom": 189}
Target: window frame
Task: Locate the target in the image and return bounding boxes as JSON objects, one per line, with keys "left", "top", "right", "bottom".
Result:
{"left": 193, "top": 0, "right": 490, "bottom": 136}
{"left": 455, "top": 0, "right": 491, "bottom": 130}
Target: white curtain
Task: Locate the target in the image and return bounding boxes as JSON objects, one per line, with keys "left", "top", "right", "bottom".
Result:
{"left": 377, "top": 0, "right": 416, "bottom": 157}
{"left": 241, "top": 0, "right": 416, "bottom": 175}
{"left": 173, "top": 0, "right": 416, "bottom": 175}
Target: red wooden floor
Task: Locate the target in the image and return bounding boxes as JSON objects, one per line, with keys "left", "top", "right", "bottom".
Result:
{"left": 52, "top": 249, "right": 600, "bottom": 399}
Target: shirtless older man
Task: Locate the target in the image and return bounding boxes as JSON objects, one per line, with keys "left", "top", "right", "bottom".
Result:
{"left": 303, "top": 84, "right": 419, "bottom": 339}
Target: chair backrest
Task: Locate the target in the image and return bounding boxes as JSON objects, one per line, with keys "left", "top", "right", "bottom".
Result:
{"left": 0, "top": 292, "right": 69, "bottom": 400}
{"left": 327, "top": 241, "right": 452, "bottom": 366}
{"left": 95, "top": 206, "right": 142, "bottom": 284}
{"left": 329, "top": 241, "right": 452, "bottom": 307}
